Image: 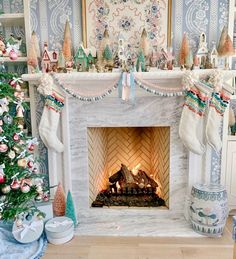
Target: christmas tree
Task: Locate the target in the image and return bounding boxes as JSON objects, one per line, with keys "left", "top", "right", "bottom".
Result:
{"left": 103, "top": 45, "right": 113, "bottom": 61}
{"left": 217, "top": 26, "right": 228, "bottom": 56}
{"left": 179, "top": 33, "right": 189, "bottom": 66}
{"left": 0, "top": 73, "right": 45, "bottom": 221}
{"left": 65, "top": 190, "right": 77, "bottom": 227}
{"left": 140, "top": 28, "right": 150, "bottom": 58}
{"left": 27, "top": 31, "right": 39, "bottom": 73}
{"left": 53, "top": 182, "right": 66, "bottom": 216}
{"left": 136, "top": 50, "right": 145, "bottom": 72}
{"left": 62, "top": 20, "right": 72, "bottom": 62}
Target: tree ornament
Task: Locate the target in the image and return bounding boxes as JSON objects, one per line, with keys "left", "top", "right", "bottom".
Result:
{"left": 9, "top": 79, "right": 17, "bottom": 87}
{"left": 0, "top": 173, "right": 5, "bottom": 183}
{"left": 13, "top": 145, "right": 20, "bottom": 154}
{"left": 11, "top": 180, "right": 20, "bottom": 190}
{"left": 36, "top": 185, "right": 43, "bottom": 193}
{"left": 43, "top": 193, "right": 49, "bottom": 202}
{"left": 0, "top": 143, "right": 8, "bottom": 153}
{"left": 65, "top": 190, "right": 77, "bottom": 227}
{"left": 2, "top": 185, "right": 10, "bottom": 194}
{"left": 15, "top": 83, "right": 21, "bottom": 92}
{"left": 27, "top": 161, "right": 34, "bottom": 168}
{"left": 8, "top": 150, "right": 16, "bottom": 159}
{"left": 28, "top": 144, "right": 35, "bottom": 152}
{"left": 25, "top": 213, "right": 33, "bottom": 221}
{"left": 35, "top": 194, "right": 42, "bottom": 202}
{"left": 9, "top": 49, "right": 18, "bottom": 60}
{"left": 21, "top": 185, "right": 30, "bottom": 193}
{"left": 17, "top": 158, "right": 27, "bottom": 168}
{"left": 62, "top": 20, "right": 72, "bottom": 62}
{"left": 53, "top": 182, "right": 66, "bottom": 216}
{"left": 13, "top": 133, "right": 20, "bottom": 142}
{"left": 3, "top": 114, "right": 13, "bottom": 124}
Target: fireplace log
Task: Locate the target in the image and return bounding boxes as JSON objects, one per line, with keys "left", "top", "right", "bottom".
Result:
{"left": 109, "top": 170, "right": 123, "bottom": 184}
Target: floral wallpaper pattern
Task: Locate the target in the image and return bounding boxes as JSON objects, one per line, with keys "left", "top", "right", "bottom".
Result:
{"left": 85, "top": 0, "right": 168, "bottom": 49}
{"left": 0, "top": 0, "right": 230, "bottom": 184}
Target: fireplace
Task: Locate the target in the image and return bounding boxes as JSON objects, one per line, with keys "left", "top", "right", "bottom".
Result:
{"left": 23, "top": 72, "right": 214, "bottom": 237}
{"left": 87, "top": 127, "right": 170, "bottom": 208}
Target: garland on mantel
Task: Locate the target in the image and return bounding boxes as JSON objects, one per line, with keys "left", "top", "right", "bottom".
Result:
{"left": 37, "top": 70, "right": 233, "bottom": 102}
{"left": 134, "top": 76, "right": 184, "bottom": 97}
{"left": 51, "top": 74, "right": 119, "bottom": 102}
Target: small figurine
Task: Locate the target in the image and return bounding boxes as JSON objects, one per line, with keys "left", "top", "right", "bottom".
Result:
{"left": 196, "top": 32, "right": 208, "bottom": 69}
{"left": 41, "top": 42, "right": 58, "bottom": 73}
{"left": 209, "top": 41, "right": 218, "bottom": 68}
{"left": 6, "top": 33, "right": 23, "bottom": 57}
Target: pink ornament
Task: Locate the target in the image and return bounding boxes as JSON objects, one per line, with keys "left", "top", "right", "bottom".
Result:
{"left": 13, "top": 133, "right": 20, "bottom": 142}
{"left": 9, "top": 80, "right": 16, "bottom": 87}
{"left": 28, "top": 144, "right": 35, "bottom": 151}
{"left": 0, "top": 173, "right": 5, "bottom": 183}
{"left": 21, "top": 185, "right": 30, "bottom": 193}
{"left": 9, "top": 49, "right": 18, "bottom": 60}
{"left": 0, "top": 144, "right": 8, "bottom": 153}
{"left": 43, "top": 194, "right": 49, "bottom": 202}
{"left": 11, "top": 180, "right": 20, "bottom": 190}
{"left": 27, "top": 161, "right": 34, "bottom": 168}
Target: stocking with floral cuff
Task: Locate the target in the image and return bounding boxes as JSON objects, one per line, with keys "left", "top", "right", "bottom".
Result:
{"left": 206, "top": 89, "right": 231, "bottom": 152}
{"left": 39, "top": 92, "right": 64, "bottom": 153}
{"left": 179, "top": 85, "right": 210, "bottom": 155}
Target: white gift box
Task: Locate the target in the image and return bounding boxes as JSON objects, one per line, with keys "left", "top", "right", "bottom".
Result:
{"left": 12, "top": 216, "right": 44, "bottom": 244}
{"left": 45, "top": 216, "right": 74, "bottom": 245}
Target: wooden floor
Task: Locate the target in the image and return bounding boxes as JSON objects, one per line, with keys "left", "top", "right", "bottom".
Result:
{"left": 43, "top": 218, "right": 235, "bottom": 259}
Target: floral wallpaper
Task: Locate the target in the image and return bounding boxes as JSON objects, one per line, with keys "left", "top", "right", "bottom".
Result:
{"left": 172, "top": 0, "right": 229, "bottom": 56}
{"left": 0, "top": 0, "right": 231, "bottom": 184}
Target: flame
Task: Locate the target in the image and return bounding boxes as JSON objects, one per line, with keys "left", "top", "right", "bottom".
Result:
{"left": 131, "top": 163, "right": 141, "bottom": 175}
{"left": 116, "top": 181, "right": 121, "bottom": 190}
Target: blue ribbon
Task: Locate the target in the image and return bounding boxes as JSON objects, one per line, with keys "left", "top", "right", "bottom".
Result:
{"left": 130, "top": 71, "right": 135, "bottom": 104}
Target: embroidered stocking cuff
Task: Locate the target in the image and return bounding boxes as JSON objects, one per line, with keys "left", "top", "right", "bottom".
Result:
{"left": 45, "top": 92, "right": 64, "bottom": 113}
{"left": 184, "top": 87, "right": 209, "bottom": 116}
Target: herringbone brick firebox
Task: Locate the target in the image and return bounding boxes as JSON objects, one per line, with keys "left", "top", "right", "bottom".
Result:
{"left": 88, "top": 127, "right": 170, "bottom": 207}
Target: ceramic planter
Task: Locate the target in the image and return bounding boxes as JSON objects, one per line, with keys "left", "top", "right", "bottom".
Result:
{"left": 189, "top": 183, "right": 228, "bottom": 237}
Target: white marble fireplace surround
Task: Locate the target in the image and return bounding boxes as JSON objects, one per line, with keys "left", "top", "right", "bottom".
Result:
{"left": 23, "top": 70, "right": 235, "bottom": 237}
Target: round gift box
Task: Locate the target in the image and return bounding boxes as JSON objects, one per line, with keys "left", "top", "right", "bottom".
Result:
{"left": 12, "top": 218, "right": 44, "bottom": 244}
{"left": 46, "top": 231, "right": 74, "bottom": 245}
{"left": 45, "top": 216, "right": 74, "bottom": 241}
{"left": 189, "top": 183, "right": 228, "bottom": 237}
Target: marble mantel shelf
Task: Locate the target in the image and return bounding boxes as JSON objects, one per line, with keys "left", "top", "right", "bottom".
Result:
{"left": 22, "top": 69, "right": 236, "bottom": 83}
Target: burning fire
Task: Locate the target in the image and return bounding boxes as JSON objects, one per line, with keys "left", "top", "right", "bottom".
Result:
{"left": 131, "top": 163, "right": 141, "bottom": 176}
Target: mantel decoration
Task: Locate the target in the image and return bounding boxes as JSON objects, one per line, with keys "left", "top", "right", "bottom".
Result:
{"left": 36, "top": 69, "right": 234, "bottom": 156}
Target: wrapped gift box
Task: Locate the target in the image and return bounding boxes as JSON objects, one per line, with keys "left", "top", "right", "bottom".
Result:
{"left": 12, "top": 215, "right": 44, "bottom": 244}
{"left": 45, "top": 216, "right": 74, "bottom": 245}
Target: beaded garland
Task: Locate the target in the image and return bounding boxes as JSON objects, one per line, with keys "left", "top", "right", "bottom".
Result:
{"left": 134, "top": 77, "right": 184, "bottom": 97}
{"left": 52, "top": 74, "right": 119, "bottom": 102}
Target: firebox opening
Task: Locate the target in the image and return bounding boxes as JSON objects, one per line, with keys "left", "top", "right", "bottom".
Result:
{"left": 87, "top": 127, "right": 170, "bottom": 208}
